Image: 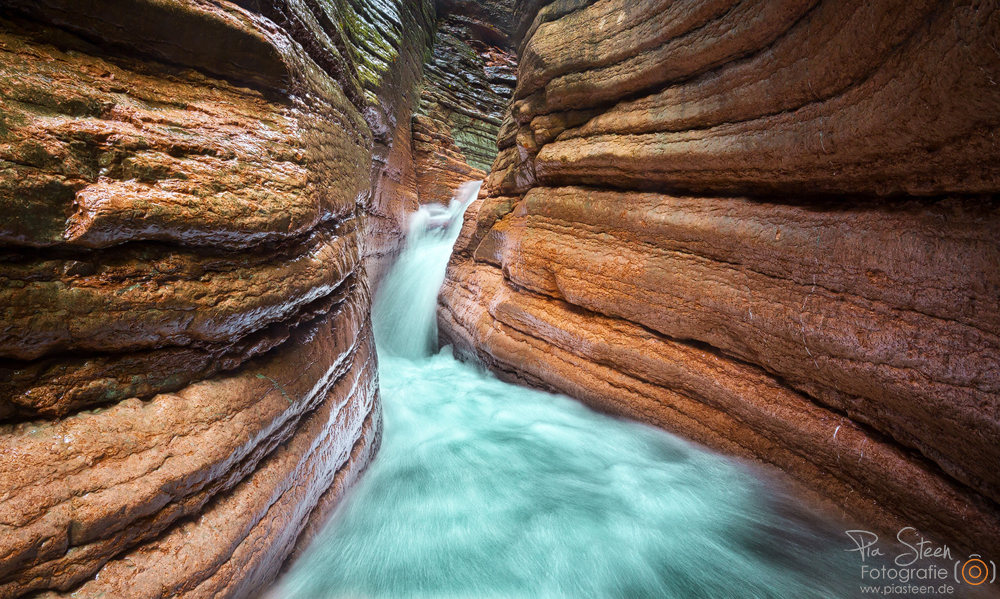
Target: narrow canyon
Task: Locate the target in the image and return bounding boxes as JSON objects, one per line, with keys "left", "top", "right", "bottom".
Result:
{"left": 0, "top": 0, "right": 997, "bottom": 597}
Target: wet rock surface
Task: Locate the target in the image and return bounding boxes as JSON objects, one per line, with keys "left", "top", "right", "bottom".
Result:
{"left": 440, "top": 0, "right": 1000, "bottom": 555}
{"left": 0, "top": 0, "right": 432, "bottom": 596}
{"left": 348, "top": 0, "right": 437, "bottom": 285}
{"left": 411, "top": 3, "right": 516, "bottom": 207}
{"left": 4, "top": 0, "right": 999, "bottom": 593}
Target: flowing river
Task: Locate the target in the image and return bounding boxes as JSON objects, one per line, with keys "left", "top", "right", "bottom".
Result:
{"left": 272, "top": 182, "right": 875, "bottom": 598}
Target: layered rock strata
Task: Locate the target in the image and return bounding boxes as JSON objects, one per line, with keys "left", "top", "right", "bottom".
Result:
{"left": 411, "top": 3, "right": 516, "bottom": 207}
{"left": 440, "top": 0, "right": 1000, "bottom": 555}
{"left": 0, "top": 0, "right": 431, "bottom": 595}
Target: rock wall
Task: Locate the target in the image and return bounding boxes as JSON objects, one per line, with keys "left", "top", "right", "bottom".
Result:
{"left": 440, "top": 0, "right": 1000, "bottom": 555}
{"left": 0, "top": 0, "right": 432, "bottom": 596}
{"left": 412, "top": 0, "right": 516, "bottom": 207}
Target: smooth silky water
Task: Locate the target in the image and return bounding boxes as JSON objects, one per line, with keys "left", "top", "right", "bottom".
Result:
{"left": 272, "top": 182, "right": 869, "bottom": 598}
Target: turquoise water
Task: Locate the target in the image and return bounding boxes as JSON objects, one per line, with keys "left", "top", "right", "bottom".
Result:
{"left": 272, "top": 184, "right": 866, "bottom": 599}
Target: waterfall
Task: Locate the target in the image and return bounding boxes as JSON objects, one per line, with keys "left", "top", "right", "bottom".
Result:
{"left": 270, "top": 183, "right": 872, "bottom": 599}
{"left": 372, "top": 180, "right": 481, "bottom": 359}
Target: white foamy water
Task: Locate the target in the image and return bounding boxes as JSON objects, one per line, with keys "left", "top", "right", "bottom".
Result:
{"left": 270, "top": 182, "right": 937, "bottom": 599}
{"left": 372, "top": 181, "right": 481, "bottom": 359}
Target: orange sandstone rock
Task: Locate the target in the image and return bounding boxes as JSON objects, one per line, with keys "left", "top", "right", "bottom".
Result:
{"left": 441, "top": 0, "right": 1000, "bottom": 555}
{"left": 0, "top": 0, "right": 435, "bottom": 595}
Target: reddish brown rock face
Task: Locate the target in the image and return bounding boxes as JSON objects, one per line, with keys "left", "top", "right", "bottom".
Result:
{"left": 440, "top": 0, "right": 1000, "bottom": 556}
{"left": 0, "top": 0, "right": 433, "bottom": 596}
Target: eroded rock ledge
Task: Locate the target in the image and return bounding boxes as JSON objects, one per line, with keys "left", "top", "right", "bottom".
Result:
{"left": 0, "top": 0, "right": 432, "bottom": 596}
{"left": 440, "top": 0, "right": 1000, "bottom": 556}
